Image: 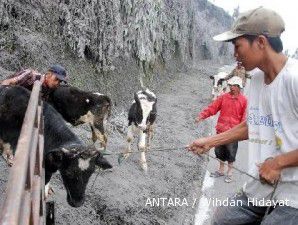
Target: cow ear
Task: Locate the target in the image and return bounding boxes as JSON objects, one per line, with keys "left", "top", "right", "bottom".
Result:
{"left": 95, "top": 154, "right": 113, "bottom": 170}
{"left": 209, "top": 75, "right": 214, "bottom": 79}
{"left": 45, "top": 151, "right": 64, "bottom": 172}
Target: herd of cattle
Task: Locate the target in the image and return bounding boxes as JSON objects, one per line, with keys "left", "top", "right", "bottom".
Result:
{"left": 0, "top": 84, "right": 157, "bottom": 207}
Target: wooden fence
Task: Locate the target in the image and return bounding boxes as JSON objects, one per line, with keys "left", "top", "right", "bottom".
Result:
{"left": 0, "top": 81, "right": 46, "bottom": 225}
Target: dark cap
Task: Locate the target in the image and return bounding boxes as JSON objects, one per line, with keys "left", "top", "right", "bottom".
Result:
{"left": 213, "top": 7, "right": 285, "bottom": 42}
{"left": 48, "top": 64, "right": 67, "bottom": 82}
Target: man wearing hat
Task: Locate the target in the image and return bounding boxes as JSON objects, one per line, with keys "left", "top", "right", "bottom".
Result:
{"left": 195, "top": 76, "right": 247, "bottom": 183}
{"left": 1, "top": 64, "right": 67, "bottom": 99}
{"left": 224, "top": 61, "right": 251, "bottom": 87}
{"left": 189, "top": 7, "right": 298, "bottom": 224}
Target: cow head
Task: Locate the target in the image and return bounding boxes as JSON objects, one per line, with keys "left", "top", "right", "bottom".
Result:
{"left": 133, "top": 88, "right": 157, "bottom": 131}
{"left": 45, "top": 145, "right": 112, "bottom": 207}
{"left": 210, "top": 72, "right": 229, "bottom": 100}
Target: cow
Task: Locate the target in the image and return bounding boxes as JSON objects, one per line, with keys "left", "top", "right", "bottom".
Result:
{"left": 209, "top": 71, "right": 229, "bottom": 100}
{"left": 121, "top": 88, "right": 157, "bottom": 172}
{"left": 0, "top": 85, "right": 112, "bottom": 207}
{"left": 48, "top": 86, "right": 111, "bottom": 149}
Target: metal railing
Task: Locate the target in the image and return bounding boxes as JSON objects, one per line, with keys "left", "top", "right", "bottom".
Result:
{"left": 0, "top": 81, "right": 45, "bottom": 225}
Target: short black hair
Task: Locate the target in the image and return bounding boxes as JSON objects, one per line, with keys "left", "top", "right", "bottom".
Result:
{"left": 242, "top": 34, "right": 283, "bottom": 53}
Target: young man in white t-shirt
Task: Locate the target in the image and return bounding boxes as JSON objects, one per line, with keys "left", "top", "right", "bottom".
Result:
{"left": 188, "top": 7, "right": 298, "bottom": 225}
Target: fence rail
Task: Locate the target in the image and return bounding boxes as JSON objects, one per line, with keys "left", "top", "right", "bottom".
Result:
{"left": 0, "top": 81, "right": 45, "bottom": 225}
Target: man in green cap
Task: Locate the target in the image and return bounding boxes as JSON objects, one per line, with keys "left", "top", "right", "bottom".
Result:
{"left": 189, "top": 7, "right": 298, "bottom": 225}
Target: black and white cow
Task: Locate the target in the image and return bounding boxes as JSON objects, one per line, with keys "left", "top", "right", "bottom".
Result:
{"left": 48, "top": 86, "right": 111, "bottom": 149}
{"left": 122, "top": 88, "right": 157, "bottom": 172}
{"left": 0, "top": 86, "right": 112, "bottom": 207}
{"left": 209, "top": 71, "right": 229, "bottom": 100}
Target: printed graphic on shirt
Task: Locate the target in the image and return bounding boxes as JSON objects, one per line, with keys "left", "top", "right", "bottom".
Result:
{"left": 275, "top": 135, "right": 282, "bottom": 150}
{"left": 247, "top": 107, "right": 283, "bottom": 133}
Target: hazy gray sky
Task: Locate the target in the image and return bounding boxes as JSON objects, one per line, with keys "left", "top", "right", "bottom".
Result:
{"left": 209, "top": 0, "right": 297, "bottom": 54}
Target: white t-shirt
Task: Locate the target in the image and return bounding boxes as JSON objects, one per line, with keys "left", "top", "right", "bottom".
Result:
{"left": 243, "top": 58, "right": 298, "bottom": 208}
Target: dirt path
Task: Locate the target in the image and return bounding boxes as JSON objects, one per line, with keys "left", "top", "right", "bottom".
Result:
{"left": 0, "top": 61, "right": 223, "bottom": 224}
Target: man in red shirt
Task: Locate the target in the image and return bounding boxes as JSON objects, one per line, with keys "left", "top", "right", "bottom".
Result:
{"left": 195, "top": 76, "right": 247, "bottom": 182}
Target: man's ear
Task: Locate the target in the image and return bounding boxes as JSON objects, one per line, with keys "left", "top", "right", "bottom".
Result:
{"left": 257, "top": 35, "right": 267, "bottom": 49}
{"left": 45, "top": 151, "right": 64, "bottom": 172}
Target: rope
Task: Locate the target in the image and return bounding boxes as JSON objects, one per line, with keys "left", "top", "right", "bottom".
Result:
{"left": 90, "top": 169, "right": 101, "bottom": 190}
{"left": 86, "top": 143, "right": 298, "bottom": 195}
{"left": 103, "top": 146, "right": 187, "bottom": 156}
{"left": 204, "top": 152, "right": 262, "bottom": 182}
{"left": 101, "top": 145, "right": 298, "bottom": 187}
{"left": 262, "top": 180, "right": 279, "bottom": 221}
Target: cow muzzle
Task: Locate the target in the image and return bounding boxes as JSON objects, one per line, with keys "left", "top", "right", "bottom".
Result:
{"left": 65, "top": 185, "right": 85, "bottom": 208}
{"left": 67, "top": 194, "right": 85, "bottom": 208}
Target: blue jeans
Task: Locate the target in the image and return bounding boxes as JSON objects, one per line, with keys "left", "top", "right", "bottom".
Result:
{"left": 212, "top": 190, "right": 298, "bottom": 225}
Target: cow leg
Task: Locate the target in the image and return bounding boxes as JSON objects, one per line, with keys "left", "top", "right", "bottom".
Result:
{"left": 146, "top": 124, "right": 154, "bottom": 150}
{"left": 138, "top": 130, "right": 148, "bottom": 172}
{"left": 91, "top": 126, "right": 97, "bottom": 143}
{"left": 45, "top": 183, "right": 55, "bottom": 199}
{"left": 90, "top": 124, "right": 107, "bottom": 151}
{"left": 1, "top": 142, "right": 14, "bottom": 167}
{"left": 123, "top": 125, "right": 134, "bottom": 159}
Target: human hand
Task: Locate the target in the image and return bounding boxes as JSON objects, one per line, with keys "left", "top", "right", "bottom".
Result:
{"left": 187, "top": 137, "right": 212, "bottom": 155}
{"left": 1, "top": 79, "right": 11, "bottom": 85}
{"left": 257, "top": 158, "right": 281, "bottom": 185}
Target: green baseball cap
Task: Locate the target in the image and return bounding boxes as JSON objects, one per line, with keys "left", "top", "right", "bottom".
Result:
{"left": 213, "top": 7, "right": 285, "bottom": 42}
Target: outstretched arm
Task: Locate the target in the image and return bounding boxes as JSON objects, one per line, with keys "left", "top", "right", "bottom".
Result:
{"left": 188, "top": 120, "right": 248, "bottom": 154}
{"left": 196, "top": 95, "right": 223, "bottom": 122}
{"left": 1, "top": 77, "right": 18, "bottom": 85}
{"left": 1, "top": 69, "right": 32, "bottom": 85}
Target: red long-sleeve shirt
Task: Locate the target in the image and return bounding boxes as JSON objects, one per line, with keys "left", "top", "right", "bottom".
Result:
{"left": 198, "top": 92, "right": 247, "bottom": 133}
